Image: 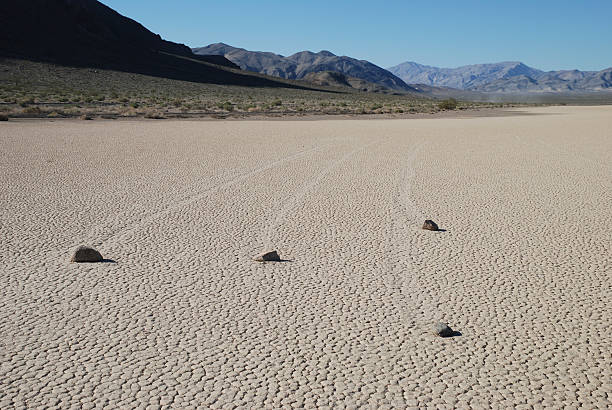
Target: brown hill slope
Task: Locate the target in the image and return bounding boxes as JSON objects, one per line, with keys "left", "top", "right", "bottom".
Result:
{"left": 193, "top": 43, "right": 416, "bottom": 92}
{"left": 302, "top": 71, "right": 397, "bottom": 94}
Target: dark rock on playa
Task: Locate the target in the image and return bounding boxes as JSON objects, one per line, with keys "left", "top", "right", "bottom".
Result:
{"left": 71, "top": 246, "right": 103, "bottom": 263}
{"left": 422, "top": 220, "right": 439, "bottom": 231}
{"left": 434, "top": 322, "right": 455, "bottom": 337}
{"left": 254, "top": 250, "right": 281, "bottom": 262}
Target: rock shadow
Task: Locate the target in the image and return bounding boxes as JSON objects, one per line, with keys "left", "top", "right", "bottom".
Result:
{"left": 260, "top": 259, "right": 293, "bottom": 263}
{"left": 441, "top": 330, "right": 462, "bottom": 338}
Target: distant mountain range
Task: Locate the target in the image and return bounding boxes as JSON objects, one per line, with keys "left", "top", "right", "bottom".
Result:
{"left": 1, "top": 0, "right": 609, "bottom": 97}
{"left": 193, "top": 43, "right": 416, "bottom": 92}
{"left": 388, "top": 61, "right": 612, "bottom": 92}
{"left": 196, "top": 44, "right": 611, "bottom": 94}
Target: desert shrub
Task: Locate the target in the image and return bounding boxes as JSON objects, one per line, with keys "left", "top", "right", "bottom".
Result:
{"left": 23, "top": 106, "right": 42, "bottom": 114}
{"left": 271, "top": 99, "right": 282, "bottom": 107}
{"left": 144, "top": 111, "right": 166, "bottom": 119}
{"left": 19, "top": 97, "right": 35, "bottom": 107}
{"left": 0, "top": 113, "right": 8, "bottom": 121}
{"left": 370, "top": 103, "right": 383, "bottom": 110}
{"left": 438, "top": 98, "right": 458, "bottom": 110}
{"left": 217, "top": 101, "right": 234, "bottom": 111}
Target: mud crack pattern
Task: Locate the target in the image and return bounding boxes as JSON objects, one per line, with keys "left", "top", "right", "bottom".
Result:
{"left": 1, "top": 107, "right": 611, "bottom": 408}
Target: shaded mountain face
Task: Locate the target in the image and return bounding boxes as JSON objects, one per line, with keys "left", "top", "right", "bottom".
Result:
{"left": 193, "top": 43, "right": 415, "bottom": 92}
{"left": 0, "top": 0, "right": 314, "bottom": 88}
{"left": 0, "top": 0, "right": 193, "bottom": 63}
{"left": 388, "top": 61, "right": 612, "bottom": 92}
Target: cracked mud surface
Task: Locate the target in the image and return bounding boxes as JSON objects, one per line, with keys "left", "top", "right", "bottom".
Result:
{"left": 1, "top": 106, "right": 611, "bottom": 408}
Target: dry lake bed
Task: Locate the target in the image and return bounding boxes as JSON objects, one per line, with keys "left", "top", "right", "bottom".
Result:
{"left": 1, "top": 106, "right": 611, "bottom": 408}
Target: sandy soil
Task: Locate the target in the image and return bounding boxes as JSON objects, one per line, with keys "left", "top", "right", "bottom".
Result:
{"left": 1, "top": 106, "right": 610, "bottom": 408}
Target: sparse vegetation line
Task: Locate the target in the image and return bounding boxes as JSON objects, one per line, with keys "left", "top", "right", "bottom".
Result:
{"left": 0, "top": 59, "right": 517, "bottom": 120}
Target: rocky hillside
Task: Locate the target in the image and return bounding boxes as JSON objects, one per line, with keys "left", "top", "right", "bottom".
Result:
{"left": 193, "top": 43, "right": 415, "bottom": 92}
{"left": 0, "top": 0, "right": 311, "bottom": 88}
{"left": 301, "top": 71, "right": 397, "bottom": 94}
{"left": 388, "top": 61, "right": 612, "bottom": 92}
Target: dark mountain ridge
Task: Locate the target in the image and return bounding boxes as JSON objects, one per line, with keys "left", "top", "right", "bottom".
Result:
{"left": 0, "top": 0, "right": 315, "bottom": 89}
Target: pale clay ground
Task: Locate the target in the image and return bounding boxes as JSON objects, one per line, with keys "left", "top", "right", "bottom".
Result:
{"left": 1, "top": 106, "right": 611, "bottom": 409}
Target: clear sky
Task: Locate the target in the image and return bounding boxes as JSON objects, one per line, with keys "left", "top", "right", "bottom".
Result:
{"left": 101, "top": 0, "right": 611, "bottom": 71}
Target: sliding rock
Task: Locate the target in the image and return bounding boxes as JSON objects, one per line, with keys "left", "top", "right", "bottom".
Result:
{"left": 434, "top": 322, "right": 455, "bottom": 337}
{"left": 71, "top": 246, "right": 103, "bottom": 263}
{"left": 254, "top": 250, "right": 281, "bottom": 262}
{"left": 422, "top": 220, "right": 439, "bottom": 231}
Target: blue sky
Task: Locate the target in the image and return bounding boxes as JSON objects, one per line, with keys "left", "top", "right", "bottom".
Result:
{"left": 102, "top": 0, "right": 611, "bottom": 71}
